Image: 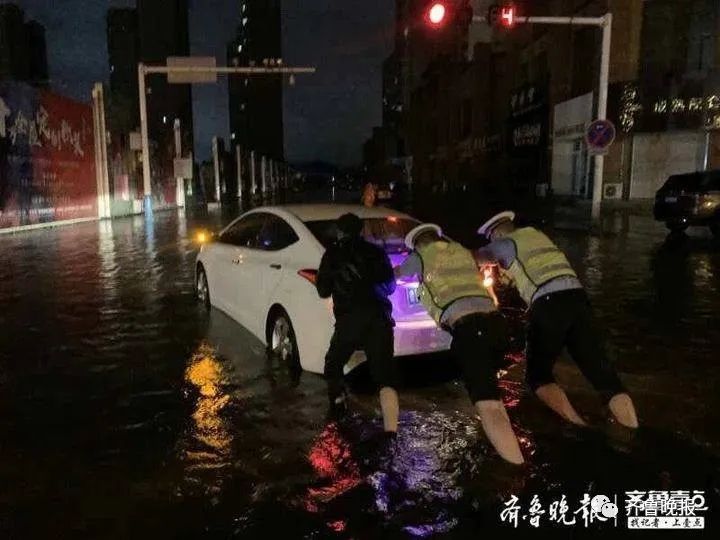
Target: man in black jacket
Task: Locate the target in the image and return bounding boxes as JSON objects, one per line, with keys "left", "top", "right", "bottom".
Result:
{"left": 316, "top": 213, "right": 400, "bottom": 433}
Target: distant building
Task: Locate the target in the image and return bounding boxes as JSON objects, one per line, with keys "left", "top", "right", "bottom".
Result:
{"left": 137, "top": 0, "right": 193, "bottom": 154}
{"left": 107, "top": 8, "right": 140, "bottom": 133}
{"left": 365, "top": 0, "right": 473, "bottom": 177}
{"left": 106, "top": 1, "right": 193, "bottom": 147}
{"left": 0, "top": 3, "right": 48, "bottom": 86}
{"left": 105, "top": 1, "right": 194, "bottom": 211}
{"left": 227, "top": 0, "right": 284, "bottom": 160}
{"left": 382, "top": 52, "right": 403, "bottom": 149}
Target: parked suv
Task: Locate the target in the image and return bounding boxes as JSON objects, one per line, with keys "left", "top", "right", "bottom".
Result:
{"left": 654, "top": 171, "right": 720, "bottom": 237}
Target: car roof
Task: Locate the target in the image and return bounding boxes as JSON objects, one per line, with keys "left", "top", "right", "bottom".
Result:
{"left": 259, "top": 204, "right": 413, "bottom": 222}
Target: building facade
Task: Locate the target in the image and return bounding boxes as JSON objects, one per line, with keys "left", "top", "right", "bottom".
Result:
{"left": 227, "top": 0, "right": 284, "bottom": 161}
{"left": 0, "top": 3, "right": 48, "bottom": 86}
{"left": 393, "top": 0, "right": 720, "bottom": 202}
{"left": 137, "top": 0, "right": 193, "bottom": 156}
{"left": 366, "top": 0, "right": 479, "bottom": 181}
{"left": 107, "top": 8, "right": 140, "bottom": 134}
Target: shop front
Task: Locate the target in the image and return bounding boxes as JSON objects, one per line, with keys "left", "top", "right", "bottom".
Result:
{"left": 507, "top": 83, "right": 548, "bottom": 198}
{"left": 552, "top": 92, "right": 594, "bottom": 198}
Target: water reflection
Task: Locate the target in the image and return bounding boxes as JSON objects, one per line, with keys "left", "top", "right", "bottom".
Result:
{"left": 98, "top": 220, "right": 118, "bottom": 304}
{"left": 304, "top": 422, "right": 363, "bottom": 513}
{"left": 183, "top": 342, "right": 233, "bottom": 489}
{"left": 2, "top": 207, "right": 719, "bottom": 537}
{"left": 300, "top": 409, "right": 532, "bottom": 537}
{"left": 650, "top": 236, "right": 695, "bottom": 326}
{"left": 582, "top": 235, "right": 603, "bottom": 292}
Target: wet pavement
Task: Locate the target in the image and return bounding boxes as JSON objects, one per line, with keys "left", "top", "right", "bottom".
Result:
{"left": 1, "top": 194, "right": 719, "bottom": 538}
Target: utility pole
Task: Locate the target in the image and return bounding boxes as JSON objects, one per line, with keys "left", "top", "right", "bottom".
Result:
{"left": 250, "top": 150, "right": 257, "bottom": 196}
{"left": 173, "top": 118, "right": 185, "bottom": 208}
{"left": 212, "top": 136, "right": 221, "bottom": 203}
{"left": 261, "top": 155, "right": 267, "bottom": 195}
{"left": 91, "top": 83, "right": 111, "bottom": 219}
{"left": 137, "top": 63, "right": 152, "bottom": 216}
{"left": 235, "top": 144, "right": 243, "bottom": 202}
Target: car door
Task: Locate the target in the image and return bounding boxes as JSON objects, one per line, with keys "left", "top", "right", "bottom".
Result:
{"left": 241, "top": 213, "right": 300, "bottom": 337}
{"left": 212, "top": 213, "right": 266, "bottom": 325}
{"left": 204, "top": 220, "right": 239, "bottom": 314}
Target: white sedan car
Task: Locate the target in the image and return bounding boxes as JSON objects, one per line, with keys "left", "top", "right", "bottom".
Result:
{"left": 195, "top": 204, "right": 452, "bottom": 374}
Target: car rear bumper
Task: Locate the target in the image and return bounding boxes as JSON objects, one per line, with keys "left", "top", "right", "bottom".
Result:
{"left": 393, "top": 319, "right": 452, "bottom": 356}
{"left": 342, "top": 319, "right": 451, "bottom": 374}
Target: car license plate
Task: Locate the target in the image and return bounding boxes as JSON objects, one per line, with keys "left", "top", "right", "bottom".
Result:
{"left": 665, "top": 196, "right": 678, "bottom": 203}
{"left": 406, "top": 287, "right": 420, "bottom": 305}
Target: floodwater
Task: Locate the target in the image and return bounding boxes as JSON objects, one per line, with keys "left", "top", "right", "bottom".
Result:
{"left": 1, "top": 195, "right": 719, "bottom": 538}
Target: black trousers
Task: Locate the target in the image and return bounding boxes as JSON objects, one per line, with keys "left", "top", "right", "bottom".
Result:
{"left": 526, "top": 289, "right": 625, "bottom": 402}
{"left": 324, "top": 309, "right": 397, "bottom": 401}
{"left": 449, "top": 312, "right": 509, "bottom": 403}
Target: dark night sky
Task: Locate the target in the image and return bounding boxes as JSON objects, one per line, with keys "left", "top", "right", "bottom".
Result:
{"left": 17, "top": 0, "right": 394, "bottom": 166}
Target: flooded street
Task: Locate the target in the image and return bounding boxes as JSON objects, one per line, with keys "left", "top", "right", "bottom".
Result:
{"left": 1, "top": 198, "right": 719, "bottom": 538}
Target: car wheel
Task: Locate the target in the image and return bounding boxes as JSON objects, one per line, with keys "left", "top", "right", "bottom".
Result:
{"left": 710, "top": 223, "right": 720, "bottom": 239}
{"left": 666, "top": 221, "right": 688, "bottom": 234}
{"left": 196, "top": 266, "right": 210, "bottom": 311}
{"left": 269, "top": 310, "right": 301, "bottom": 373}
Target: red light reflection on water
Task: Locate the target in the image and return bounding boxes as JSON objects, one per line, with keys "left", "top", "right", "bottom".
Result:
{"left": 328, "top": 520, "right": 346, "bottom": 532}
{"left": 304, "top": 423, "right": 362, "bottom": 512}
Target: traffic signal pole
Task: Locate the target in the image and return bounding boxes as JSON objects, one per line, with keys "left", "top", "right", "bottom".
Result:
{"left": 473, "top": 12, "right": 613, "bottom": 222}
{"left": 137, "top": 64, "right": 316, "bottom": 215}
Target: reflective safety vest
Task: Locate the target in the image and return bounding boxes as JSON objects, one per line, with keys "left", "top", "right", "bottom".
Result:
{"left": 416, "top": 241, "right": 491, "bottom": 324}
{"left": 504, "top": 227, "right": 577, "bottom": 304}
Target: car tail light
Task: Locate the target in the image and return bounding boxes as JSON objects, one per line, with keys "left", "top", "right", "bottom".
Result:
{"left": 298, "top": 269, "right": 318, "bottom": 284}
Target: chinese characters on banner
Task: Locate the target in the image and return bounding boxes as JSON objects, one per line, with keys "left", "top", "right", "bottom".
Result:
{"left": 0, "top": 81, "right": 97, "bottom": 229}
{"left": 500, "top": 491, "right": 708, "bottom": 530}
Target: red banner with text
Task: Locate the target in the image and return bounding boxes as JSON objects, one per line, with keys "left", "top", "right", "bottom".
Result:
{"left": 0, "top": 82, "right": 97, "bottom": 229}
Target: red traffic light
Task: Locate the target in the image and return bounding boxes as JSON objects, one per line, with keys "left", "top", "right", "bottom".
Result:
{"left": 426, "top": 2, "right": 447, "bottom": 26}
{"left": 500, "top": 5, "right": 515, "bottom": 27}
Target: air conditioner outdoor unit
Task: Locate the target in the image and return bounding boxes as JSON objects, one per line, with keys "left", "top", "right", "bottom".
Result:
{"left": 603, "top": 183, "right": 623, "bottom": 200}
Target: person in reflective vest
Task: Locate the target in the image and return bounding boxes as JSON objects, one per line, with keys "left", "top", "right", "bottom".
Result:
{"left": 395, "top": 223, "right": 524, "bottom": 465}
{"left": 476, "top": 211, "right": 638, "bottom": 429}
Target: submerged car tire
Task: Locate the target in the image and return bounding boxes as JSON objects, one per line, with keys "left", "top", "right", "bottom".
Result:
{"left": 268, "top": 310, "right": 301, "bottom": 373}
{"left": 666, "top": 221, "right": 688, "bottom": 234}
{"left": 196, "top": 266, "right": 211, "bottom": 311}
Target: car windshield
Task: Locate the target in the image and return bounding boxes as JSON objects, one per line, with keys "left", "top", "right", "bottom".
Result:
{"left": 306, "top": 218, "right": 419, "bottom": 254}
